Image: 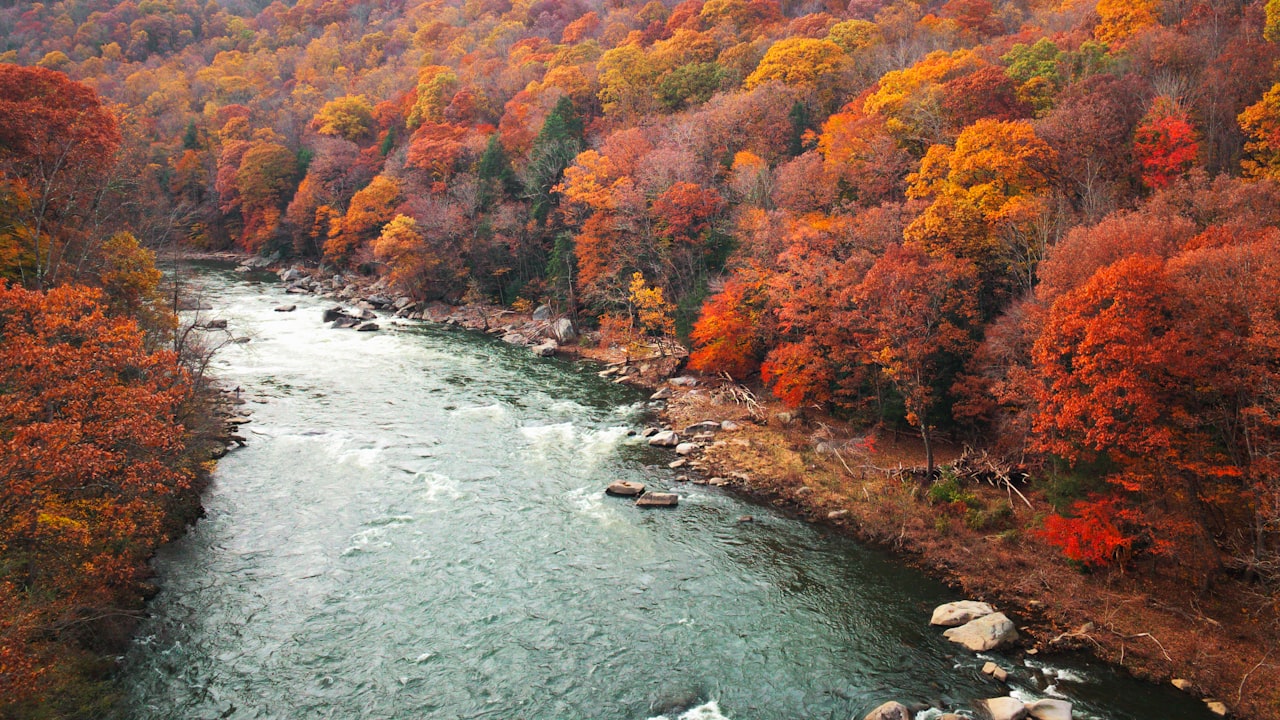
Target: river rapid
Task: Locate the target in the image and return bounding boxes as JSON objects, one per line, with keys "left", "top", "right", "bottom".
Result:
{"left": 117, "top": 265, "right": 1214, "bottom": 720}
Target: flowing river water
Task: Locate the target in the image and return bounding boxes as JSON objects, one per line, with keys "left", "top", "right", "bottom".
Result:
{"left": 117, "top": 265, "right": 1214, "bottom": 720}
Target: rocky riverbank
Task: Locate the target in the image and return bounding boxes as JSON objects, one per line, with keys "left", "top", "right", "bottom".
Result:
{"left": 225, "top": 256, "right": 1273, "bottom": 718}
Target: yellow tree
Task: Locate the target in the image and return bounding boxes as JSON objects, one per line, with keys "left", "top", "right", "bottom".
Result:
{"left": 744, "top": 38, "right": 847, "bottom": 104}
{"left": 1094, "top": 0, "right": 1159, "bottom": 45}
{"left": 311, "top": 95, "right": 375, "bottom": 142}
{"left": 904, "top": 119, "right": 1057, "bottom": 302}
{"left": 1240, "top": 83, "right": 1280, "bottom": 181}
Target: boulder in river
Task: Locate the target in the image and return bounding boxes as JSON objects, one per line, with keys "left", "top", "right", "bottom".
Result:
{"left": 980, "top": 697, "right": 1028, "bottom": 720}
{"left": 532, "top": 340, "right": 558, "bottom": 357}
{"left": 930, "top": 600, "right": 996, "bottom": 627}
{"left": 275, "top": 304, "right": 297, "bottom": 312}
{"left": 605, "top": 481, "right": 645, "bottom": 497}
{"left": 648, "top": 430, "right": 679, "bottom": 447}
{"left": 323, "top": 306, "right": 349, "bottom": 322}
{"left": 204, "top": 318, "right": 228, "bottom": 329}
{"left": 1025, "top": 698, "right": 1072, "bottom": 720}
{"left": 862, "top": 700, "right": 911, "bottom": 720}
{"left": 332, "top": 317, "right": 360, "bottom": 329}
{"left": 355, "top": 322, "right": 380, "bottom": 332}
{"left": 982, "top": 661, "right": 1009, "bottom": 682}
{"left": 942, "top": 612, "right": 1018, "bottom": 652}
{"left": 635, "top": 492, "right": 678, "bottom": 507}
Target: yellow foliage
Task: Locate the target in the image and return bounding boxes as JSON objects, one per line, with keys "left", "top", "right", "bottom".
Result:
{"left": 744, "top": 38, "right": 846, "bottom": 91}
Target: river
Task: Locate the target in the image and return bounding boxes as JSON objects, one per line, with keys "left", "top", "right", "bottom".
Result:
{"left": 116, "top": 265, "right": 1214, "bottom": 720}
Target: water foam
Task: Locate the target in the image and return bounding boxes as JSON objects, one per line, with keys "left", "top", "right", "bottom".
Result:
{"left": 648, "top": 700, "right": 732, "bottom": 720}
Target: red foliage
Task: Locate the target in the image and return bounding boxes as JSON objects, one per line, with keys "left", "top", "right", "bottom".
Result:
{"left": 1041, "top": 498, "right": 1134, "bottom": 568}
{"left": 689, "top": 272, "right": 771, "bottom": 380}
{"left": 1133, "top": 102, "right": 1200, "bottom": 190}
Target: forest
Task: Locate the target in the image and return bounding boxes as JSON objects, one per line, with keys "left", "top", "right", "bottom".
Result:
{"left": 3, "top": 0, "right": 1280, "bottom": 716}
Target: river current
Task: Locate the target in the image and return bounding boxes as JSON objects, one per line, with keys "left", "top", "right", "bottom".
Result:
{"left": 117, "top": 266, "right": 1213, "bottom": 720}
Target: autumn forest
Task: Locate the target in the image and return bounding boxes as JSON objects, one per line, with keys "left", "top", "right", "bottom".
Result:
{"left": 4, "top": 0, "right": 1280, "bottom": 716}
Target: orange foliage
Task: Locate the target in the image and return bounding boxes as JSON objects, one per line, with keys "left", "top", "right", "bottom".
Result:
{"left": 0, "top": 283, "right": 192, "bottom": 707}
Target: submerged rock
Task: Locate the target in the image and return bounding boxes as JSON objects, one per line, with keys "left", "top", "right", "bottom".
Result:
{"left": 942, "top": 612, "right": 1018, "bottom": 652}
{"left": 931, "top": 600, "right": 996, "bottom": 627}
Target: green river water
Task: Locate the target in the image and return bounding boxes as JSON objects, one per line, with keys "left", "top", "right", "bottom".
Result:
{"left": 116, "top": 266, "right": 1215, "bottom": 720}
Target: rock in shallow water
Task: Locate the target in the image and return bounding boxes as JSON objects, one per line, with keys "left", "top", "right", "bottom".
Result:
{"left": 930, "top": 600, "right": 996, "bottom": 627}
{"left": 648, "top": 430, "right": 679, "bottom": 447}
{"left": 942, "top": 612, "right": 1018, "bottom": 652}
{"left": 605, "top": 481, "right": 645, "bottom": 497}
{"left": 635, "top": 492, "right": 678, "bottom": 507}
{"left": 980, "top": 697, "right": 1028, "bottom": 720}
{"left": 1025, "top": 698, "right": 1072, "bottom": 720}
{"left": 862, "top": 700, "right": 911, "bottom": 720}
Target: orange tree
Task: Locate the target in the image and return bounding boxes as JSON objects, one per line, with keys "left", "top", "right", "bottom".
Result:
{"left": 0, "top": 283, "right": 193, "bottom": 710}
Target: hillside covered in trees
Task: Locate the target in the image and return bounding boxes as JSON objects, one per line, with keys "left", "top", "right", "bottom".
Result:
{"left": 5, "top": 0, "right": 1280, "bottom": 715}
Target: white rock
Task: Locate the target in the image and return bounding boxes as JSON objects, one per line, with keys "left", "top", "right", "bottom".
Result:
{"left": 648, "top": 430, "right": 679, "bottom": 447}
{"left": 675, "top": 443, "right": 697, "bottom": 456}
{"left": 981, "top": 696, "right": 1027, "bottom": 720}
{"left": 930, "top": 600, "right": 996, "bottom": 627}
{"left": 1025, "top": 698, "right": 1072, "bottom": 720}
{"left": 942, "top": 612, "right": 1019, "bottom": 651}
{"left": 720, "top": 420, "right": 741, "bottom": 431}
{"left": 1204, "top": 700, "right": 1227, "bottom": 717}
{"left": 532, "top": 340, "right": 558, "bottom": 357}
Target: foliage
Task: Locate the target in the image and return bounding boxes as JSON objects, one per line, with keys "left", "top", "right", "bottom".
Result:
{"left": 0, "top": 283, "right": 193, "bottom": 712}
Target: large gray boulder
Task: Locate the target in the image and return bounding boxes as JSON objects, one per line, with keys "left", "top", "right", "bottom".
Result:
{"left": 931, "top": 600, "right": 996, "bottom": 627}
{"left": 1025, "top": 699, "right": 1072, "bottom": 720}
{"left": 981, "top": 697, "right": 1028, "bottom": 720}
{"left": 942, "top": 612, "right": 1019, "bottom": 651}
{"left": 862, "top": 701, "right": 911, "bottom": 720}
{"left": 552, "top": 317, "right": 577, "bottom": 344}
{"left": 532, "top": 304, "right": 552, "bottom": 321}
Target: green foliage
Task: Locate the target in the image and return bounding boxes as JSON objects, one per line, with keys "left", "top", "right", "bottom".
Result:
{"left": 656, "top": 62, "right": 726, "bottom": 112}
{"left": 526, "top": 97, "right": 584, "bottom": 225}
{"left": 476, "top": 134, "right": 520, "bottom": 207}
{"left": 927, "top": 474, "right": 979, "bottom": 509}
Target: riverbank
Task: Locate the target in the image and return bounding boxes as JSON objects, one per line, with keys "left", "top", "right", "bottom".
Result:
{"left": 239, "top": 257, "right": 1275, "bottom": 718}
{"left": 643, "top": 375, "right": 1278, "bottom": 720}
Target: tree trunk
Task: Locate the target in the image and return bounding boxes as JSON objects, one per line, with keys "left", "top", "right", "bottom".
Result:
{"left": 920, "top": 423, "right": 934, "bottom": 478}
